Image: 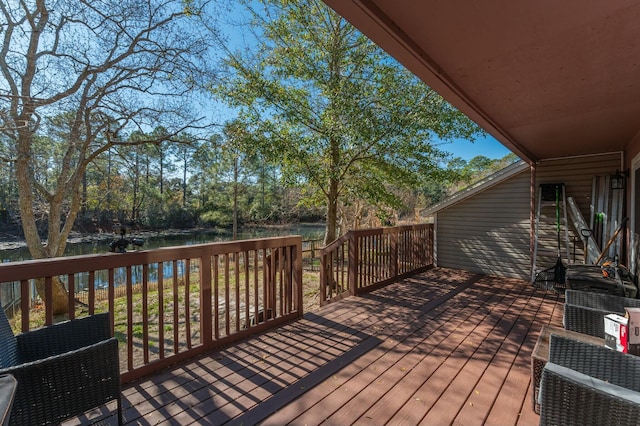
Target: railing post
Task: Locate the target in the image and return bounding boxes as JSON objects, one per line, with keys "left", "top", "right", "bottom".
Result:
{"left": 348, "top": 232, "right": 358, "bottom": 295}
{"left": 390, "top": 229, "right": 399, "bottom": 278}
{"left": 266, "top": 249, "right": 277, "bottom": 319}
{"left": 320, "top": 249, "right": 327, "bottom": 305}
{"left": 295, "top": 238, "right": 303, "bottom": 317}
{"left": 428, "top": 224, "right": 435, "bottom": 265}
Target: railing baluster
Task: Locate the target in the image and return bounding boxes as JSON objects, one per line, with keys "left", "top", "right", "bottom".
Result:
{"left": 126, "top": 266, "right": 133, "bottom": 371}
{"left": 20, "top": 279, "right": 29, "bottom": 332}
{"left": 253, "top": 250, "right": 259, "bottom": 325}
{"left": 88, "top": 270, "right": 95, "bottom": 315}
{"left": 340, "top": 251, "right": 344, "bottom": 297}
{"left": 244, "top": 251, "right": 250, "bottom": 328}
{"left": 278, "top": 246, "right": 284, "bottom": 317}
{"left": 158, "top": 262, "right": 164, "bottom": 359}
{"left": 143, "top": 263, "right": 149, "bottom": 365}
{"left": 212, "top": 254, "right": 219, "bottom": 340}
{"left": 368, "top": 235, "right": 373, "bottom": 286}
{"left": 108, "top": 269, "right": 115, "bottom": 323}
{"left": 44, "top": 276, "right": 53, "bottom": 326}
{"left": 235, "top": 252, "right": 240, "bottom": 333}
{"left": 268, "top": 248, "right": 276, "bottom": 320}
{"left": 185, "top": 259, "right": 192, "bottom": 350}
{"left": 173, "top": 259, "right": 179, "bottom": 355}
{"left": 377, "top": 234, "right": 381, "bottom": 281}
{"left": 259, "top": 250, "right": 264, "bottom": 319}
{"left": 67, "top": 273, "right": 75, "bottom": 319}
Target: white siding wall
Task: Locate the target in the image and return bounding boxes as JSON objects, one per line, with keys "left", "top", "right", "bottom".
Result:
{"left": 435, "top": 169, "right": 531, "bottom": 279}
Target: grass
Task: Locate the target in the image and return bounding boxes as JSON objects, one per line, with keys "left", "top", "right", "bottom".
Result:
{"left": 7, "top": 259, "right": 332, "bottom": 373}
{"left": 10, "top": 268, "right": 322, "bottom": 343}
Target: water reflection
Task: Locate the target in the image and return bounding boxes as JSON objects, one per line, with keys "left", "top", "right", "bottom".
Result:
{"left": 0, "top": 225, "right": 324, "bottom": 262}
{"left": 66, "top": 261, "right": 187, "bottom": 293}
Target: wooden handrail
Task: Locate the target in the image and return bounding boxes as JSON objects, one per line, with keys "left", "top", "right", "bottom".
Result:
{"left": 321, "top": 233, "right": 351, "bottom": 254}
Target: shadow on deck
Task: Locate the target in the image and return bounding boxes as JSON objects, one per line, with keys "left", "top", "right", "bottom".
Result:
{"left": 70, "top": 267, "right": 564, "bottom": 425}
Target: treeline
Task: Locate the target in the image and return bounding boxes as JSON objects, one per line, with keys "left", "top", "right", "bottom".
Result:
{"left": 0, "top": 131, "right": 327, "bottom": 237}
{"left": 0, "top": 123, "right": 517, "bottom": 235}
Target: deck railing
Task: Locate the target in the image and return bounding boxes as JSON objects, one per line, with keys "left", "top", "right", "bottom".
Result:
{"left": 0, "top": 236, "right": 303, "bottom": 382}
{"left": 319, "top": 224, "right": 434, "bottom": 305}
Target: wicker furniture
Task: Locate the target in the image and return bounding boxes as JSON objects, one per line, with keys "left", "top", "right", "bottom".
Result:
{"left": 530, "top": 325, "right": 603, "bottom": 414}
{"left": 0, "top": 374, "right": 16, "bottom": 426}
{"left": 565, "top": 264, "right": 637, "bottom": 298}
{"left": 539, "top": 334, "right": 640, "bottom": 426}
{"left": 0, "top": 309, "right": 122, "bottom": 425}
{"left": 563, "top": 289, "right": 640, "bottom": 338}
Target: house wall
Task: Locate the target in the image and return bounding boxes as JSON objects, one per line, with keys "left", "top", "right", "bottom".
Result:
{"left": 434, "top": 152, "right": 623, "bottom": 281}
{"left": 435, "top": 168, "right": 531, "bottom": 279}
{"left": 534, "top": 152, "right": 624, "bottom": 268}
{"left": 536, "top": 152, "right": 623, "bottom": 223}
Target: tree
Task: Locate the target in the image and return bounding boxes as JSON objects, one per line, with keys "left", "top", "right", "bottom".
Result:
{"left": 173, "top": 133, "right": 199, "bottom": 209}
{"left": 0, "top": 0, "right": 217, "bottom": 314}
{"left": 216, "top": 0, "right": 484, "bottom": 244}
{"left": 197, "top": 122, "right": 255, "bottom": 236}
{"left": 446, "top": 153, "right": 520, "bottom": 193}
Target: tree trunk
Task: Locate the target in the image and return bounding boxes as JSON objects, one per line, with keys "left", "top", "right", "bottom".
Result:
{"left": 159, "top": 146, "right": 164, "bottom": 195}
{"left": 324, "top": 177, "right": 339, "bottom": 245}
{"left": 182, "top": 152, "right": 188, "bottom": 208}
{"left": 15, "top": 131, "right": 70, "bottom": 315}
{"left": 82, "top": 170, "right": 87, "bottom": 217}
{"left": 35, "top": 277, "right": 70, "bottom": 316}
{"left": 233, "top": 156, "right": 239, "bottom": 240}
{"left": 133, "top": 148, "right": 140, "bottom": 221}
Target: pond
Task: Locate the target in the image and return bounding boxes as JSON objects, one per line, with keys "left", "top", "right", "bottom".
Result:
{"left": 0, "top": 224, "right": 326, "bottom": 312}
{"left": 0, "top": 223, "right": 326, "bottom": 263}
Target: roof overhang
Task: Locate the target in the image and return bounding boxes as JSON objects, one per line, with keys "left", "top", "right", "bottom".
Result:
{"left": 322, "top": 1, "right": 640, "bottom": 163}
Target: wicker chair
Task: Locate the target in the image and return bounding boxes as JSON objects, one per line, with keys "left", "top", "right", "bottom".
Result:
{"left": 563, "top": 289, "right": 640, "bottom": 338}
{"left": 0, "top": 309, "right": 122, "bottom": 425}
{"left": 539, "top": 334, "right": 640, "bottom": 426}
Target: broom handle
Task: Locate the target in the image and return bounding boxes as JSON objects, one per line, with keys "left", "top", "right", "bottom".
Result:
{"left": 556, "top": 186, "right": 561, "bottom": 257}
{"left": 595, "top": 217, "right": 628, "bottom": 265}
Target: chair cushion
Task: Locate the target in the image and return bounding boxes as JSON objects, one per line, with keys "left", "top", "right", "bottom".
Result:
{"left": 0, "top": 310, "right": 17, "bottom": 368}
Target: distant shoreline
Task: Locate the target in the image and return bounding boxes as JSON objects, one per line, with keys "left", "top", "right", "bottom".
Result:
{"left": 0, "top": 223, "right": 325, "bottom": 252}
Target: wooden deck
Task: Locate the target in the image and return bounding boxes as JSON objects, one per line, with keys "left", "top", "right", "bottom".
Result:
{"left": 71, "top": 267, "right": 564, "bottom": 425}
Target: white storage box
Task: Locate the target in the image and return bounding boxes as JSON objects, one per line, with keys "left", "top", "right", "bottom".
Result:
{"left": 604, "top": 313, "right": 628, "bottom": 353}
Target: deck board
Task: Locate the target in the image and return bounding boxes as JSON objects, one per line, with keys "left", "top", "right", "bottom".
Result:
{"left": 385, "top": 276, "right": 528, "bottom": 425}
{"left": 361, "top": 298, "right": 502, "bottom": 422}
{"left": 67, "top": 268, "right": 564, "bottom": 425}
{"left": 429, "top": 285, "right": 533, "bottom": 425}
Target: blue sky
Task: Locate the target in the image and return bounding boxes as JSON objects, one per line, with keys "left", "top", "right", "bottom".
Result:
{"left": 444, "top": 134, "right": 513, "bottom": 161}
